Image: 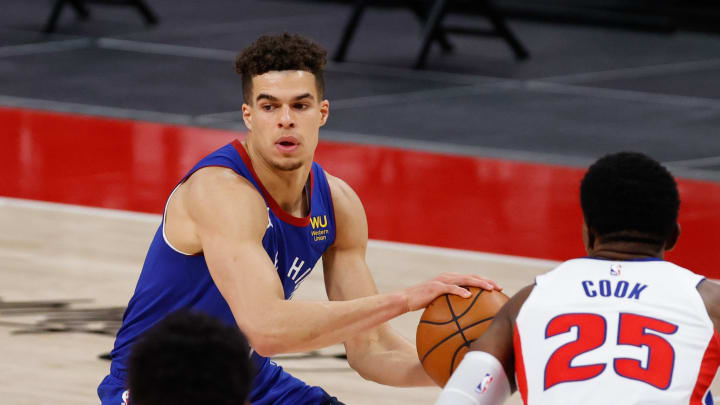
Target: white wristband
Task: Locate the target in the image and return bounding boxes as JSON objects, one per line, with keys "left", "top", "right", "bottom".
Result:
{"left": 434, "top": 351, "right": 511, "bottom": 405}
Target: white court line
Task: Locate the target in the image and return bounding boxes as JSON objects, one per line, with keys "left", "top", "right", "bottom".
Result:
{"left": 507, "top": 80, "right": 720, "bottom": 110}
{"left": 96, "top": 38, "right": 237, "bottom": 61}
{"left": 369, "top": 240, "right": 559, "bottom": 269}
{"left": 539, "top": 58, "right": 720, "bottom": 84}
{"left": 0, "top": 38, "right": 92, "bottom": 58}
{"left": 664, "top": 155, "right": 720, "bottom": 168}
{"left": 0, "top": 196, "right": 559, "bottom": 269}
{"left": 0, "top": 94, "right": 193, "bottom": 125}
{"left": 0, "top": 196, "right": 161, "bottom": 224}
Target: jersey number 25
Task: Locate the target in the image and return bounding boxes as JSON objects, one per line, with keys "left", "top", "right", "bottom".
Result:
{"left": 544, "top": 312, "right": 678, "bottom": 390}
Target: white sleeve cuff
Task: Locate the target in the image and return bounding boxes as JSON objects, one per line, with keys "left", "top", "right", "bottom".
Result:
{"left": 434, "top": 351, "right": 511, "bottom": 405}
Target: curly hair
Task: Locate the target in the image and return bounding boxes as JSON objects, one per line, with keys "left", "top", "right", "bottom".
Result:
{"left": 128, "top": 310, "right": 254, "bottom": 405}
{"left": 235, "top": 33, "right": 327, "bottom": 103}
{"left": 580, "top": 152, "right": 680, "bottom": 245}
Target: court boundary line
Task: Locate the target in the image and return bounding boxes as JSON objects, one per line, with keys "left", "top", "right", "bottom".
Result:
{"left": 663, "top": 155, "right": 720, "bottom": 168}
{"left": 0, "top": 95, "right": 194, "bottom": 125}
{"left": 0, "top": 196, "right": 559, "bottom": 268}
{"left": 0, "top": 38, "right": 93, "bottom": 58}
{"left": 0, "top": 196, "right": 160, "bottom": 224}
{"left": 539, "top": 57, "right": 720, "bottom": 84}
{"left": 523, "top": 80, "right": 720, "bottom": 110}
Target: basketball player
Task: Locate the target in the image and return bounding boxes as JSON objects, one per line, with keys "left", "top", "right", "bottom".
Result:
{"left": 127, "top": 311, "right": 254, "bottom": 405}
{"left": 436, "top": 152, "right": 720, "bottom": 405}
{"left": 97, "top": 33, "right": 500, "bottom": 405}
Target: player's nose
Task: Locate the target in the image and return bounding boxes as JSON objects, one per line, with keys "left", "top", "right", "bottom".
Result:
{"left": 278, "top": 105, "right": 295, "bottom": 128}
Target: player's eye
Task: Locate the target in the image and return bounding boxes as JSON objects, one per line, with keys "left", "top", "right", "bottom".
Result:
{"left": 293, "top": 103, "right": 308, "bottom": 110}
{"left": 261, "top": 104, "right": 274, "bottom": 111}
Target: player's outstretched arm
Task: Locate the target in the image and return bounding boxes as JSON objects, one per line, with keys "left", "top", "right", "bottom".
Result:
{"left": 435, "top": 285, "right": 533, "bottom": 405}
{"left": 182, "top": 167, "right": 490, "bottom": 358}
{"left": 322, "top": 174, "right": 500, "bottom": 387}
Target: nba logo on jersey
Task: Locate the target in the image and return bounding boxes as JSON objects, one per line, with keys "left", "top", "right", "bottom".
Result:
{"left": 475, "top": 373, "right": 494, "bottom": 394}
{"left": 121, "top": 390, "right": 130, "bottom": 405}
{"left": 610, "top": 263, "right": 622, "bottom": 276}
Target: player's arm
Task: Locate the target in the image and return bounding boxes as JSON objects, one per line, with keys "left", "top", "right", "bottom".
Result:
{"left": 183, "top": 167, "right": 491, "bottom": 357}
{"left": 697, "top": 279, "right": 720, "bottom": 334}
{"left": 322, "top": 174, "right": 501, "bottom": 387}
{"left": 435, "top": 285, "right": 534, "bottom": 405}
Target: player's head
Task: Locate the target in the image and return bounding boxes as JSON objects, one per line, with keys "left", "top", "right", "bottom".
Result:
{"left": 580, "top": 152, "right": 680, "bottom": 253}
{"left": 127, "top": 310, "right": 254, "bottom": 405}
{"left": 236, "top": 33, "right": 329, "bottom": 171}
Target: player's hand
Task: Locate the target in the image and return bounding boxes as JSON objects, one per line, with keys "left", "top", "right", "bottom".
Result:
{"left": 399, "top": 273, "right": 501, "bottom": 312}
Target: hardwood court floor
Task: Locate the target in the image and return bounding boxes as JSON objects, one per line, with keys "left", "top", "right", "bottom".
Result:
{"left": 2, "top": 197, "right": 719, "bottom": 404}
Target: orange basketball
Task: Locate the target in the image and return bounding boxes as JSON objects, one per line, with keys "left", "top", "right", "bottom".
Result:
{"left": 416, "top": 287, "right": 509, "bottom": 387}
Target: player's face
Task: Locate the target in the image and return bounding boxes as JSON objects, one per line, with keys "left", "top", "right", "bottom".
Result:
{"left": 242, "top": 70, "right": 329, "bottom": 171}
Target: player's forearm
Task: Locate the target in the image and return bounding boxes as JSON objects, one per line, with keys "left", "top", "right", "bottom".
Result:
{"left": 243, "top": 292, "right": 408, "bottom": 356}
{"left": 352, "top": 348, "right": 435, "bottom": 387}
{"left": 347, "top": 327, "right": 435, "bottom": 387}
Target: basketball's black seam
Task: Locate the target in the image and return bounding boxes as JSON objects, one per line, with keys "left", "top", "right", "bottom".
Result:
{"left": 446, "top": 295, "right": 470, "bottom": 346}
{"left": 418, "top": 290, "right": 485, "bottom": 326}
{"left": 449, "top": 341, "right": 470, "bottom": 377}
{"left": 419, "top": 314, "right": 494, "bottom": 364}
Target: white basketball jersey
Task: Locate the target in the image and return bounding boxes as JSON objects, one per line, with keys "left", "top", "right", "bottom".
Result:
{"left": 514, "top": 258, "right": 720, "bottom": 405}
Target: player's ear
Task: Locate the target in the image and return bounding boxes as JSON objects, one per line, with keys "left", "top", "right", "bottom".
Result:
{"left": 242, "top": 103, "right": 253, "bottom": 131}
{"left": 319, "top": 99, "right": 329, "bottom": 127}
{"left": 664, "top": 222, "right": 681, "bottom": 251}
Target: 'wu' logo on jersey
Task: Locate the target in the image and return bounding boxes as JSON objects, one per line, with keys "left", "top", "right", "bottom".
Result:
{"left": 310, "top": 215, "right": 329, "bottom": 242}
{"left": 310, "top": 215, "right": 328, "bottom": 229}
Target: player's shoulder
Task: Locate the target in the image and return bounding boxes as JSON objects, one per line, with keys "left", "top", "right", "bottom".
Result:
{"left": 182, "top": 166, "right": 266, "bottom": 217}
{"left": 324, "top": 172, "right": 363, "bottom": 209}
{"left": 324, "top": 172, "right": 353, "bottom": 197}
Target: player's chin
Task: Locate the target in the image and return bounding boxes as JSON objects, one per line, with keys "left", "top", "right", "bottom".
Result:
{"left": 270, "top": 157, "right": 304, "bottom": 171}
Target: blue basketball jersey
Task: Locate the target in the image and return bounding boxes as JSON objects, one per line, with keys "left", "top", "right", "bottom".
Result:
{"left": 98, "top": 140, "right": 337, "bottom": 405}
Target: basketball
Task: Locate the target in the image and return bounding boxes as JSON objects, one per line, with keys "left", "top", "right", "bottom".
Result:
{"left": 416, "top": 287, "right": 509, "bottom": 387}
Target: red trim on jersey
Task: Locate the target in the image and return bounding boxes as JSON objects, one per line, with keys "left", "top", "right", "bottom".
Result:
{"left": 232, "top": 140, "right": 312, "bottom": 227}
{"left": 691, "top": 330, "right": 720, "bottom": 404}
{"left": 513, "top": 326, "right": 529, "bottom": 404}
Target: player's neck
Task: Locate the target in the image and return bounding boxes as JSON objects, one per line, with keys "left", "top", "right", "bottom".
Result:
{"left": 588, "top": 242, "right": 664, "bottom": 261}
{"left": 246, "top": 146, "right": 311, "bottom": 217}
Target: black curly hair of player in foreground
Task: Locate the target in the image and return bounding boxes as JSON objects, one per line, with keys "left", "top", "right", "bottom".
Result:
{"left": 580, "top": 151, "right": 680, "bottom": 247}
{"left": 127, "top": 310, "right": 254, "bottom": 405}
